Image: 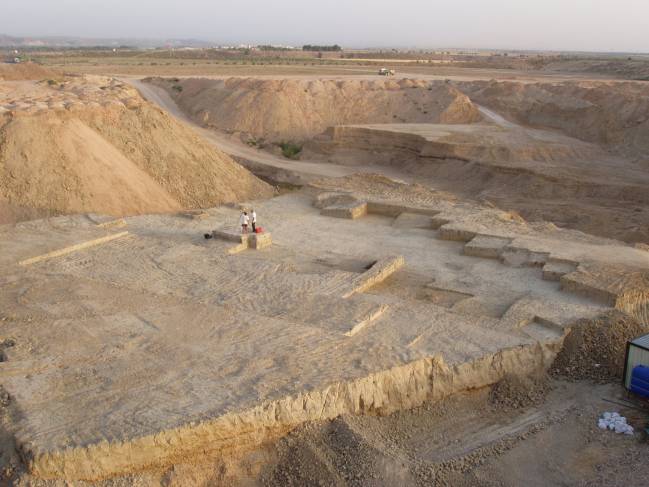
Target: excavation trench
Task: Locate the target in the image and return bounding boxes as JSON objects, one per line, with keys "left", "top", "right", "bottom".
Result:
{"left": 27, "top": 339, "right": 562, "bottom": 480}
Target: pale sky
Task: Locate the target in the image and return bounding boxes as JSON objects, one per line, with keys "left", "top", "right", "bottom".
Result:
{"left": 2, "top": 0, "right": 648, "bottom": 52}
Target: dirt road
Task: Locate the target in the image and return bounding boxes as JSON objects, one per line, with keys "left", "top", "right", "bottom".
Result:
{"left": 127, "top": 79, "right": 410, "bottom": 184}
{"left": 476, "top": 105, "right": 518, "bottom": 129}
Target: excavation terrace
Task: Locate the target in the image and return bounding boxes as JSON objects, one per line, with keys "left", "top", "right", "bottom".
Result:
{"left": 1, "top": 176, "right": 648, "bottom": 480}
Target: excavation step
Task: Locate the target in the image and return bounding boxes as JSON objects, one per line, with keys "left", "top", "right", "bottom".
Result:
{"left": 464, "top": 235, "right": 512, "bottom": 259}
{"left": 321, "top": 201, "right": 368, "bottom": 219}
{"left": 542, "top": 260, "right": 578, "bottom": 281}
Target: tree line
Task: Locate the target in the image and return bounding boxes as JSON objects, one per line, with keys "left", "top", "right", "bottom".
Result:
{"left": 302, "top": 45, "right": 342, "bottom": 52}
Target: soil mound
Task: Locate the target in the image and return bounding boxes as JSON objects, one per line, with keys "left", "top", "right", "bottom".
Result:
{"left": 458, "top": 80, "right": 649, "bottom": 161}
{"left": 149, "top": 77, "right": 482, "bottom": 140}
{"left": 551, "top": 310, "right": 649, "bottom": 382}
{"left": 0, "top": 77, "right": 272, "bottom": 223}
{"left": 489, "top": 374, "right": 550, "bottom": 410}
{"left": 0, "top": 62, "right": 60, "bottom": 81}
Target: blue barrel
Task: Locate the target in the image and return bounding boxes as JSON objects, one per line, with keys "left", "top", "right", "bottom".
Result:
{"left": 630, "top": 365, "right": 649, "bottom": 398}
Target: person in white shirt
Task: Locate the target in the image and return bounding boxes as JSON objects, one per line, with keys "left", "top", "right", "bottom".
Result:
{"left": 239, "top": 211, "right": 249, "bottom": 234}
{"left": 251, "top": 209, "right": 257, "bottom": 233}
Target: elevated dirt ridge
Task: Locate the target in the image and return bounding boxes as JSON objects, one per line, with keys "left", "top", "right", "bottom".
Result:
{"left": 458, "top": 79, "right": 649, "bottom": 163}
{"left": 0, "top": 75, "right": 272, "bottom": 223}
{"left": 314, "top": 123, "right": 602, "bottom": 165}
{"left": 308, "top": 122, "right": 649, "bottom": 204}
{"left": 306, "top": 122, "right": 649, "bottom": 243}
{"left": 147, "top": 77, "right": 482, "bottom": 141}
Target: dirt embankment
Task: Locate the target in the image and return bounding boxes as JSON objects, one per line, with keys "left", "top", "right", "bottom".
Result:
{"left": 457, "top": 79, "right": 649, "bottom": 163}
{"left": 543, "top": 59, "right": 649, "bottom": 81}
{"left": 551, "top": 310, "right": 648, "bottom": 382}
{"left": 0, "top": 62, "right": 61, "bottom": 81}
{"left": 148, "top": 77, "right": 482, "bottom": 141}
{"left": 0, "top": 76, "right": 272, "bottom": 223}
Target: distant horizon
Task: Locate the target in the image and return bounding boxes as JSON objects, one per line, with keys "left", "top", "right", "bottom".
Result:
{"left": 2, "top": 33, "right": 648, "bottom": 56}
{"left": 2, "top": 0, "right": 649, "bottom": 54}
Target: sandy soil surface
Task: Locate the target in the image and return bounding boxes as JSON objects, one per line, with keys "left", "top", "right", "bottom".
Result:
{"left": 147, "top": 77, "right": 481, "bottom": 141}
{"left": 256, "top": 380, "right": 649, "bottom": 487}
{"left": 38, "top": 55, "right": 639, "bottom": 83}
{"left": 128, "top": 79, "right": 415, "bottom": 185}
{"left": 8, "top": 379, "right": 648, "bottom": 486}
{"left": 0, "top": 66, "right": 271, "bottom": 223}
{"left": 542, "top": 59, "right": 649, "bottom": 81}
{"left": 3, "top": 173, "right": 649, "bottom": 483}
{"left": 2, "top": 57, "right": 649, "bottom": 486}
{"left": 0, "top": 62, "right": 60, "bottom": 81}
{"left": 2, "top": 172, "right": 649, "bottom": 482}
{"left": 459, "top": 80, "right": 649, "bottom": 162}
{"left": 40, "top": 60, "right": 380, "bottom": 78}
{"left": 143, "top": 74, "right": 649, "bottom": 244}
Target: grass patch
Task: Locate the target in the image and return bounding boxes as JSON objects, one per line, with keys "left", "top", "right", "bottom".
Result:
{"left": 171, "top": 84, "right": 183, "bottom": 93}
{"left": 246, "top": 136, "right": 264, "bottom": 147}
{"left": 278, "top": 141, "right": 302, "bottom": 159}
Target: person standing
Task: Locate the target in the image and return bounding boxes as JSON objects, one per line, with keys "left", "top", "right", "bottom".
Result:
{"left": 251, "top": 209, "right": 257, "bottom": 233}
{"left": 240, "top": 211, "right": 249, "bottom": 234}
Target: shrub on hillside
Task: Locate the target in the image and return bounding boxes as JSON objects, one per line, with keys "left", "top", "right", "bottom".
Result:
{"left": 278, "top": 141, "right": 302, "bottom": 159}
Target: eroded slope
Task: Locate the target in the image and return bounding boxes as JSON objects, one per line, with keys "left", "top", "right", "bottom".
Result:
{"left": 458, "top": 79, "right": 649, "bottom": 162}
{"left": 149, "top": 77, "right": 482, "bottom": 140}
{"left": 0, "top": 75, "right": 272, "bottom": 223}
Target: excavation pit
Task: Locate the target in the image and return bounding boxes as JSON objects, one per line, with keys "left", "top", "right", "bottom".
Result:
{"left": 1, "top": 183, "right": 647, "bottom": 480}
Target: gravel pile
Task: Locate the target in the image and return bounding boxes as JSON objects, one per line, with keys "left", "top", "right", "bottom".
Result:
{"left": 551, "top": 310, "right": 648, "bottom": 382}
{"left": 489, "top": 373, "right": 550, "bottom": 410}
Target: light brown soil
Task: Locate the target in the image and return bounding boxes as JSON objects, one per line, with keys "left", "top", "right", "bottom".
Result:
{"left": 142, "top": 74, "right": 649, "bottom": 244}
{"left": 551, "top": 310, "right": 649, "bottom": 382}
{"left": 0, "top": 181, "right": 647, "bottom": 485}
{"left": 489, "top": 373, "right": 551, "bottom": 410}
{"left": 3, "top": 59, "right": 649, "bottom": 486}
{"left": 149, "top": 77, "right": 482, "bottom": 141}
{"left": 458, "top": 79, "right": 649, "bottom": 163}
{"left": 0, "top": 76, "right": 272, "bottom": 223}
{"left": 308, "top": 122, "right": 649, "bottom": 244}
{"left": 256, "top": 381, "right": 648, "bottom": 487}
{"left": 6, "top": 380, "right": 646, "bottom": 487}
{"left": 0, "top": 62, "right": 61, "bottom": 81}
{"left": 542, "top": 59, "right": 649, "bottom": 81}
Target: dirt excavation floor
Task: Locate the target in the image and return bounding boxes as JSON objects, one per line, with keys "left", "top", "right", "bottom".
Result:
{"left": 1, "top": 174, "right": 649, "bottom": 485}
{"left": 2, "top": 59, "right": 649, "bottom": 486}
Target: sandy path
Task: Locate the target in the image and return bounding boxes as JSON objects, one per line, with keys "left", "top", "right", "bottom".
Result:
{"left": 476, "top": 104, "right": 593, "bottom": 145}
{"left": 127, "top": 78, "right": 410, "bottom": 183}
{"left": 476, "top": 105, "right": 518, "bottom": 129}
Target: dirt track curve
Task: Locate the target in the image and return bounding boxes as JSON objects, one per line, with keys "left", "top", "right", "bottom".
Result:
{"left": 126, "top": 78, "right": 413, "bottom": 183}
